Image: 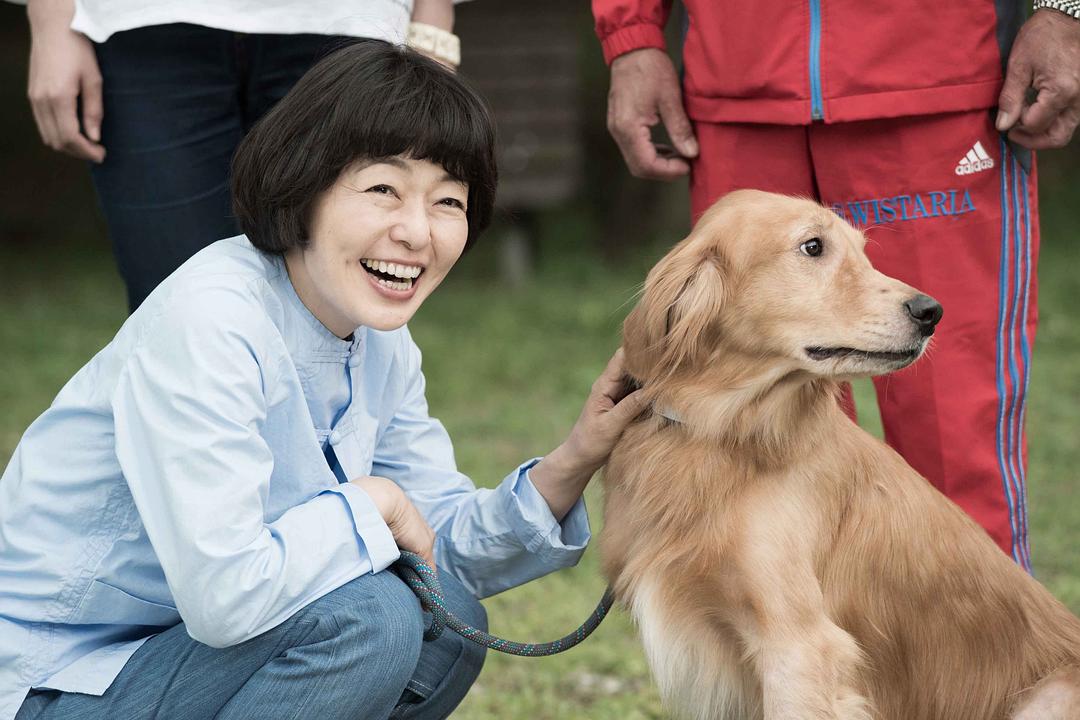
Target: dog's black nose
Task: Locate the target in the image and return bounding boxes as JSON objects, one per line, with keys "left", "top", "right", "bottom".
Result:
{"left": 905, "top": 294, "right": 943, "bottom": 336}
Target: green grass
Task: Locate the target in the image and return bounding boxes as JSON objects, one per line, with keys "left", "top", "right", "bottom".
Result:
{"left": 1, "top": 197, "right": 1077, "bottom": 719}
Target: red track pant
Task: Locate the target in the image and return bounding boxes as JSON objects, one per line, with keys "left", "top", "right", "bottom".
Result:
{"left": 690, "top": 110, "right": 1039, "bottom": 568}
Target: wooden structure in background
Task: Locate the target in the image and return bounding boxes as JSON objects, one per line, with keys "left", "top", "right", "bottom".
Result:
{"left": 456, "top": 0, "right": 584, "bottom": 281}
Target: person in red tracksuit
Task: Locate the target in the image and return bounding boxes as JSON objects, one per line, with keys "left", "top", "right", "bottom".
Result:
{"left": 592, "top": 0, "right": 1080, "bottom": 570}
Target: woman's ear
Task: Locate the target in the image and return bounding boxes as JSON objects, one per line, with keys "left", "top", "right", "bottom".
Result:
{"left": 622, "top": 246, "right": 726, "bottom": 382}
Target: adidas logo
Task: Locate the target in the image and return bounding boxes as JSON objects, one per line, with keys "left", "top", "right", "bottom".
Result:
{"left": 955, "top": 141, "right": 995, "bottom": 175}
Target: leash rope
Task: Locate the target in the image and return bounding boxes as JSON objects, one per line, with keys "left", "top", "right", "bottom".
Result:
{"left": 392, "top": 551, "right": 615, "bottom": 657}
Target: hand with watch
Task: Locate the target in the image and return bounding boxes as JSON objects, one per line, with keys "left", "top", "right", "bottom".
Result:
{"left": 408, "top": 0, "right": 461, "bottom": 69}
{"left": 995, "top": 0, "right": 1080, "bottom": 149}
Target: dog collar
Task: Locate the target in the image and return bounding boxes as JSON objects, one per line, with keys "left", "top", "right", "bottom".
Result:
{"left": 654, "top": 405, "right": 683, "bottom": 424}
{"left": 624, "top": 373, "right": 683, "bottom": 425}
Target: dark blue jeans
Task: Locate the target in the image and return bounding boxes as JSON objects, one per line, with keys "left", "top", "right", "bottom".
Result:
{"left": 17, "top": 570, "right": 487, "bottom": 720}
{"left": 90, "top": 24, "right": 350, "bottom": 311}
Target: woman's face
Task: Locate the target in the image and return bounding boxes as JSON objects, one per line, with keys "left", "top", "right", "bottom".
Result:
{"left": 285, "top": 156, "right": 470, "bottom": 337}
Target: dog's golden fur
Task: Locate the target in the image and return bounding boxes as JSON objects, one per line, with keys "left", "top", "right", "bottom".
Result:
{"left": 601, "top": 190, "right": 1080, "bottom": 720}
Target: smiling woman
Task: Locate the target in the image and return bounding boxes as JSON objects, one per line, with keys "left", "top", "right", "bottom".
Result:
{"left": 227, "top": 40, "right": 494, "bottom": 339}
{"left": 230, "top": 40, "right": 496, "bottom": 256}
{"left": 0, "top": 40, "right": 644, "bottom": 720}
{"left": 284, "top": 158, "right": 471, "bottom": 335}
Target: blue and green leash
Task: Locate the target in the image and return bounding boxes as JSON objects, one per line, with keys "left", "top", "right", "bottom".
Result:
{"left": 393, "top": 551, "right": 615, "bottom": 657}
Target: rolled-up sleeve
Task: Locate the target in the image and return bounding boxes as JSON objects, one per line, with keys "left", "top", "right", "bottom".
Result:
{"left": 111, "top": 286, "right": 391, "bottom": 648}
{"left": 508, "top": 459, "right": 590, "bottom": 564}
{"left": 371, "top": 332, "right": 591, "bottom": 599}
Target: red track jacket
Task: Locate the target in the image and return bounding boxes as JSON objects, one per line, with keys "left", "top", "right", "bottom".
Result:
{"left": 592, "top": 0, "right": 1025, "bottom": 124}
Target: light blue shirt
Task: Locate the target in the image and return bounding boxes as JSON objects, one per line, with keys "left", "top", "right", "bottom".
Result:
{"left": 0, "top": 236, "right": 590, "bottom": 720}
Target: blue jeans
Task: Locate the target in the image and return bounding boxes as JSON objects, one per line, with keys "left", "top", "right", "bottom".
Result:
{"left": 16, "top": 571, "right": 487, "bottom": 720}
{"left": 89, "top": 24, "right": 350, "bottom": 311}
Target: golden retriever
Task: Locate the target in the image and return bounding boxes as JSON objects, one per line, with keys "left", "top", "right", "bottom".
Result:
{"left": 600, "top": 190, "right": 1080, "bottom": 720}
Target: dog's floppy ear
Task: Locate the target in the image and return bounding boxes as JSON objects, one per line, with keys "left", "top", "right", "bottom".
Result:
{"left": 623, "top": 248, "right": 726, "bottom": 380}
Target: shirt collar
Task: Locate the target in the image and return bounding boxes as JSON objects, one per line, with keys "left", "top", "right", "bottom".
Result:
{"left": 266, "top": 252, "right": 364, "bottom": 355}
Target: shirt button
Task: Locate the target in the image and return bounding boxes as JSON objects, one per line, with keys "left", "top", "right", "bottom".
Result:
{"left": 349, "top": 355, "right": 362, "bottom": 368}
{"left": 329, "top": 430, "right": 343, "bottom": 445}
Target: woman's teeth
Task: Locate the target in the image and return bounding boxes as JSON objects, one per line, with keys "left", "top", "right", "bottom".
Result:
{"left": 362, "top": 259, "right": 421, "bottom": 279}
{"left": 361, "top": 258, "right": 422, "bottom": 291}
{"left": 378, "top": 277, "right": 411, "bottom": 291}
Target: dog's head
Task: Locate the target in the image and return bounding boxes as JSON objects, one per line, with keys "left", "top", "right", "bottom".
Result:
{"left": 623, "top": 189, "right": 942, "bottom": 387}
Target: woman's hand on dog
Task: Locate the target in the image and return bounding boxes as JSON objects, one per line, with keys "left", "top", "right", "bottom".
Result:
{"left": 529, "top": 349, "right": 647, "bottom": 520}
{"left": 351, "top": 475, "right": 437, "bottom": 571}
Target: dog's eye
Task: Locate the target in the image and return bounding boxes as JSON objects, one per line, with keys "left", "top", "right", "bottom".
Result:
{"left": 800, "top": 238, "right": 824, "bottom": 257}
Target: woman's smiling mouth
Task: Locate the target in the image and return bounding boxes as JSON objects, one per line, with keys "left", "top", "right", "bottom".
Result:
{"left": 361, "top": 258, "right": 424, "bottom": 293}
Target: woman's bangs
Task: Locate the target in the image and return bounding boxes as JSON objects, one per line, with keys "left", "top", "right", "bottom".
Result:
{"left": 347, "top": 74, "right": 493, "bottom": 190}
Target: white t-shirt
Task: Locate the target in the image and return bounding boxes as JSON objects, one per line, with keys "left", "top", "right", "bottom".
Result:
{"left": 10, "top": 0, "right": 470, "bottom": 44}
{"left": 6, "top": 0, "right": 416, "bottom": 43}
{"left": 70, "top": 0, "right": 412, "bottom": 43}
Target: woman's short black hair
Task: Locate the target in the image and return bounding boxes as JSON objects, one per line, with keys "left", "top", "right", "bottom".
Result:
{"left": 232, "top": 40, "right": 497, "bottom": 254}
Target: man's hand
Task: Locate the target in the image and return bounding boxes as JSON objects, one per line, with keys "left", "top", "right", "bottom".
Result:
{"left": 351, "top": 475, "right": 437, "bottom": 571}
{"left": 27, "top": 0, "right": 105, "bottom": 163}
{"left": 607, "top": 48, "right": 699, "bottom": 180}
{"left": 996, "top": 9, "right": 1080, "bottom": 149}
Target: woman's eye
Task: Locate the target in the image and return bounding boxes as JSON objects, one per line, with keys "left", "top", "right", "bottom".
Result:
{"left": 439, "top": 197, "right": 466, "bottom": 210}
{"left": 367, "top": 184, "right": 396, "bottom": 196}
{"left": 800, "top": 238, "right": 824, "bottom": 257}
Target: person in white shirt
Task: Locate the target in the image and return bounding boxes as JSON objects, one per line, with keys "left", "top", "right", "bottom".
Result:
{"left": 21, "top": 0, "right": 462, "bottom": 310}
{"left": 2, "top": 41, "right": 646, "bottom": 720}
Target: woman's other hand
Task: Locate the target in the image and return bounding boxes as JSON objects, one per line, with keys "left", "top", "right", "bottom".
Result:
{"left": 529, "top": 348, "right": 647, "bottom": 520}
{"left": 351, "top": 476, "right": 437, "bottom": 571}
{"left": 27, "top": 0, "right": 106, "bottom": 163}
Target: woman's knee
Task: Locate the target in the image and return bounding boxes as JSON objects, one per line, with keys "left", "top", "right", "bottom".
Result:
{"left": 299, "top": 571, "right": 426, "bottom": 683}
{"left": 390, "top": 573, "right": 487, "bottom": 718}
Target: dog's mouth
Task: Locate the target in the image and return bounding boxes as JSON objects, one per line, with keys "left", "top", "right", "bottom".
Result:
{"left": 804, "top": 346, "right": 922, "bottom": 363}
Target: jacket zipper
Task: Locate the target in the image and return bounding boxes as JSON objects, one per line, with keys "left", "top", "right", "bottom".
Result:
{"left": 808, "top": 0, "right": 824, "bottom": 120}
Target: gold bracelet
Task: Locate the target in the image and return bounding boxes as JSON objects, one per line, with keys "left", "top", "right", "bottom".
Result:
{"left": 406, "top": 22, "right": 461, "bottom": 68}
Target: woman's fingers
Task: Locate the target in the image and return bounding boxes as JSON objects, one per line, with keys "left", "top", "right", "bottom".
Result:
{"left": 592, "top": 348, "right": 633, "bottom": 404}
{"left": 29, "top": 98, "right": 56, "bottom": 148}
{"left": 605, "top": 388, "right": 648, "bottom": 428}
{"left": 560, "top": 350, "right": 648, "bottom": 473}
{"left": 351, "top": 475, "right": 436, "bottom": 571}
{"left": 80, "top": 66, "right": 104, "bottom": 144}
{"left": 53, "top": 92, "right": 105, "bottom": 161}
{"left": 392, "top": 498, "right": 437, "bottom": 572}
